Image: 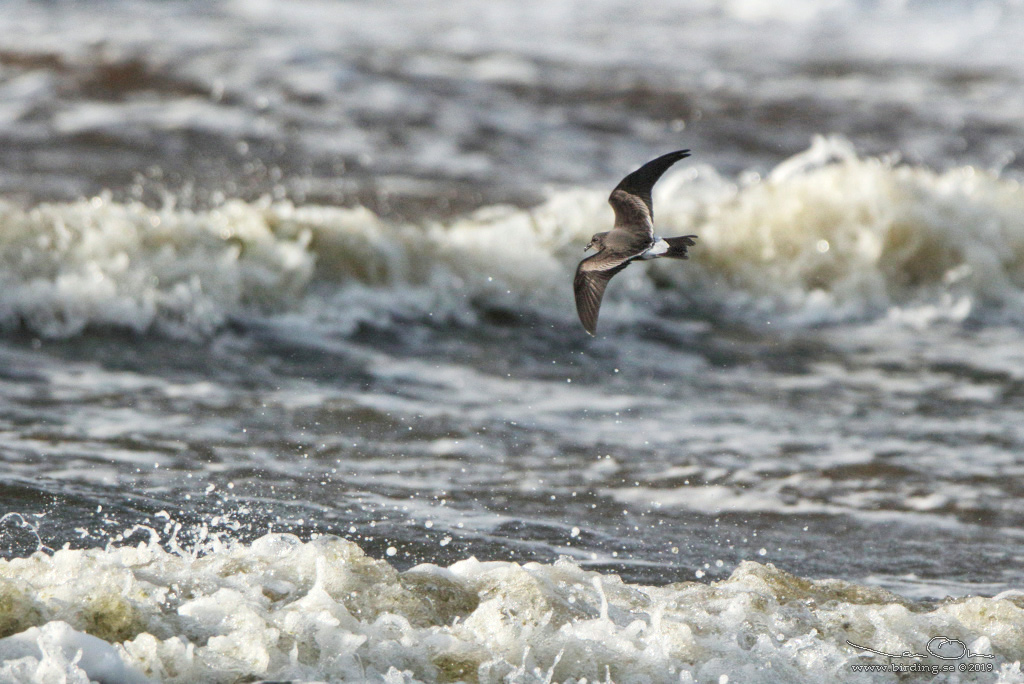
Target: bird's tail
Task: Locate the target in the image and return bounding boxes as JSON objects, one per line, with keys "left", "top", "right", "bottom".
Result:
{"left": 661, "top": 235, "right": 697, "bottom": 259}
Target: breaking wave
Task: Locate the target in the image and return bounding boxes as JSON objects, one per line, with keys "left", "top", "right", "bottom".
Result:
{"left": 1, "top": 533, "right": 1023, "bottom": 683}
{"left": 2, "top": 137, "right": 1024, "bottom": 339}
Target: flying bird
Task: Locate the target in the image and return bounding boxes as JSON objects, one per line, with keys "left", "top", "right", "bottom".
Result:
{"left": 573, "top": 149, "right": 697, "bottom": 335}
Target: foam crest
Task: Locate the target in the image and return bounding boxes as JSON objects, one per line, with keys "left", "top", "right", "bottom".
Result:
{"left": 271, "top": 194, "right": 600, "bottom": 331}
{"left": 0, "top": 196, "right": 315, "bottom": 338}
{"left": 0, "top": 191, "right": 602, "bottom": 338}
{"left": 4, "top": 138, "right": 1024, "bottom": 338}
{"left": 1, "top": 534, "right": 1023, "bottom": 683}
{"left": 0, "top": 622, "right": 151, "bottom": 684}
{"left": 654, "top": 136, "right": 1024, "bottom": 325}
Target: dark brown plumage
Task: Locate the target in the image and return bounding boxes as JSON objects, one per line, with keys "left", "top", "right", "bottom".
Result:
{"left": 574, "top": 150, "right": 697, "bottom": 335}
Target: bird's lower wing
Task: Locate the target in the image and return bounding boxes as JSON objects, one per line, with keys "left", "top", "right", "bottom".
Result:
{"left": 574, "top": 254, "right": 632, "bottom": 335}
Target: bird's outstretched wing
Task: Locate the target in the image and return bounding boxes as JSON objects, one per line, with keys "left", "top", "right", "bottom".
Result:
{"left": 608, "top": 149, "right": 690, "bottom": 235}
{"left": 573, "top": 251, "right": 633, "bottom": 335}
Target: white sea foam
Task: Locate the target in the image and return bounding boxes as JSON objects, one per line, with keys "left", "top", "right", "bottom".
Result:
{"left": 1, "top": 533, "right": 1023, "bottom": 683}
{"left": 3, "top": 138, "right": 1024, "bottom": 338}
{"left": 653, "top": 136, "right": 1024, "bottom": 325}
{"left": 0, "top": 195, "right": 316, "bottom": 338}
{"left": 0, "top": 621, "right": 151, "bottom": 684}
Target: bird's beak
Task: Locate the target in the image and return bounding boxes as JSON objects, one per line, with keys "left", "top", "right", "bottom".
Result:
{"left": 583, "top": 244, "right": 592, "bottom": 252}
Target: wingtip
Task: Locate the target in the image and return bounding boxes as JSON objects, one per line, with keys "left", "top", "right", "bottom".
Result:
{"left": 579, "top": 310, "right": 598, "bottom": 336}
{"left": 657, "top": 149, "right": 691, "bottom": 161}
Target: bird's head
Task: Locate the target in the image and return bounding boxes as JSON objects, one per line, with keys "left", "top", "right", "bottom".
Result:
{"left": 584, "top": 232, "right": 608, "bottom": 252}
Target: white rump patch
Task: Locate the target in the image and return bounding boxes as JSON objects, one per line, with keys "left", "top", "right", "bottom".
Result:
{"left": 640, "top": 237, "right": 670, "bottom": 259}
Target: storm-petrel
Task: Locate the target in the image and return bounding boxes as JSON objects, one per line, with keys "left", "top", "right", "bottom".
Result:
{"left": 573, "top": 149, "right": 697, "bottom": 335}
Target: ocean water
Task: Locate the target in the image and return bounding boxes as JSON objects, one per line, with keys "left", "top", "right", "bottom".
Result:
{"left": 3, "top": 0, "right": 1024, "bottom": 682}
